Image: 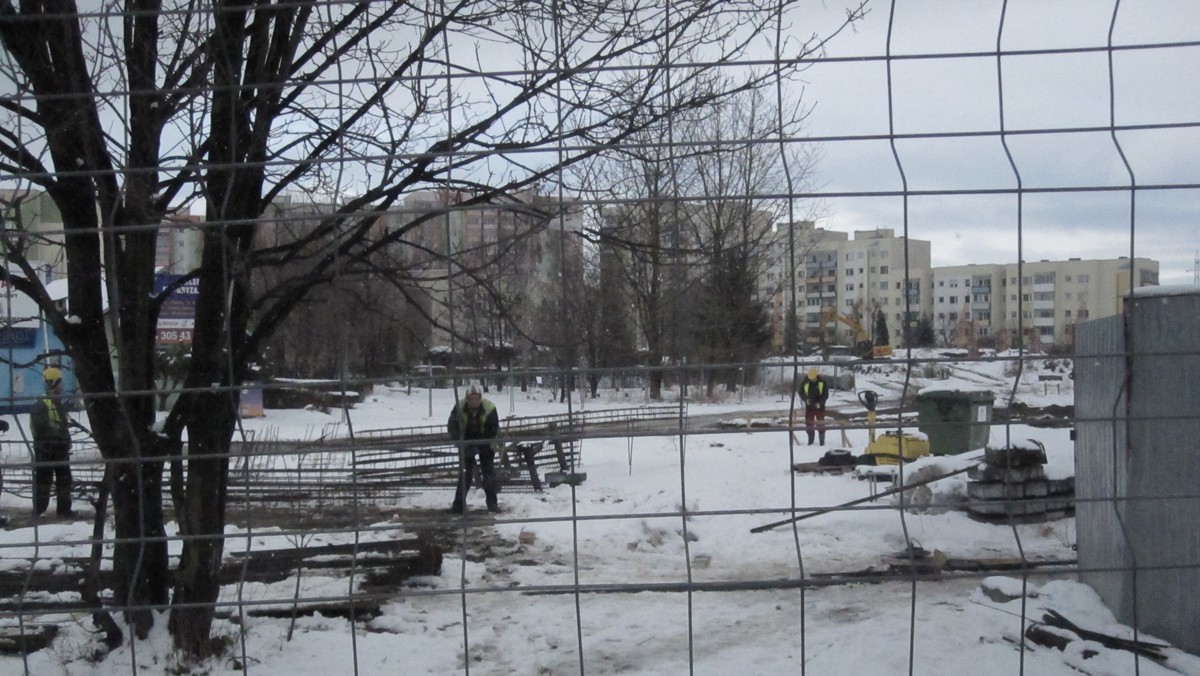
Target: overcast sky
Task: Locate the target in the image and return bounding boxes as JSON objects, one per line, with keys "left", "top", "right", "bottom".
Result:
{"left": 790, "top": 0, "right": 1199, "bottom": 285}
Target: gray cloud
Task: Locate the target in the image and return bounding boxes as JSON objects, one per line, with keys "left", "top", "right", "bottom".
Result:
{"left": 796, "top": 0, "right": 1199, "bottom": 285}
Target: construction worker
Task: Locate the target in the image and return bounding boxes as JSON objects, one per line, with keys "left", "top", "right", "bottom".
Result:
{"left": 31, "top": 366, "right": 75, "bottom": 518}
{"left": 800, "top": 367, "right": 829, "bottom": 446}
{"left": 447, "top": 384, "right": 501, "bottom": 514}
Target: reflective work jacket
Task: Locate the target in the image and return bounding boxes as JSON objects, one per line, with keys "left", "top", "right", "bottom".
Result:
{"left": 800, "top": 378, "right": 829, "bottom": 407}
{"left": 448, "top": 399, "right": 500, "bottom": 445}
{"left": 31, "top": 396, "right": 72, "bottom": 452}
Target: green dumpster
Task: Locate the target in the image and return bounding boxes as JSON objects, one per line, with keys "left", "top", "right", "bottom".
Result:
{"left": 915, "top": 389, "right": 994, "bottom": 455}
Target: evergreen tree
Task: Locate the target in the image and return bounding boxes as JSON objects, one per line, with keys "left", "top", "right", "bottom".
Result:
{"left": 874, "top": 309, "right": 891, "bottom": 346}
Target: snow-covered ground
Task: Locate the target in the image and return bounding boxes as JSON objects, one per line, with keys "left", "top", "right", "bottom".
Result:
{"left": 2, "top": 351, "right": 1197, "bottom": 675}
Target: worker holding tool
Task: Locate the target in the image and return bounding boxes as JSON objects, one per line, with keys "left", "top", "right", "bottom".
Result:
{"left": 31, "top": 367, "right": 75, "bottom": 519}
{"left": 447, "top": 384, "right": 502, "bottom": 514}
{"left": 800, "top": 367, "right": 829, "bottom": 446}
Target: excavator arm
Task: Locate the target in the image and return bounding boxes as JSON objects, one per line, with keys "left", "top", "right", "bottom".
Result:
{"left": 819, "top": 308, "right": 893, "bottom": 359}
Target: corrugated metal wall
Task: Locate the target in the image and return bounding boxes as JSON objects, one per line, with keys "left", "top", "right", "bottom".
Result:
{"left": 1075, "top": 289, "right": 1200, "bottom": 653}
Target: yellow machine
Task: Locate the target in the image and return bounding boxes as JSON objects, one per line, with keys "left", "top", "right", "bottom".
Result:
{"left": 819, "top": 308, "right": 894, "bottom": 359}
{"left": 864, "top": 431, "right": 931, "bottom": 465}
{"left": 856, "top": 389, "right": 929, "bottom": 465}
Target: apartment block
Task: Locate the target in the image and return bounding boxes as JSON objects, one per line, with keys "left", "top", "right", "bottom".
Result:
{"left": 777, "top": 225, "right": 1159, "bottom": 352}
{"left": 397, "top": 189, "right": 586, "bottom": 357}
{"left": 931, "top": 264, "right": 1005, "bottom": 346}
{"left": 0, "top": 189, "right": 66, "bottom": 279}
{"left": 996, "top": 257, "right": 1159, "bottom": 351}
{"left": 837, "top": 228, "right": 932, "bottom": 326}
{"left": 784, "top": 227, "right": 931, "bottom": 350}
{"left": 920, "top": 257, "right": 1159, "bottom": 350}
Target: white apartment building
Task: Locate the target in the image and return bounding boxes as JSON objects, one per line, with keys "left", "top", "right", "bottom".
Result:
{"left": 996, "top": 257, "right": 1158, "bottom": 350}
{"left": 778, "top": 225, "right": 1160, "bottom": 352}
{"left": 785, "top": 227, "right": 931, "bottom": 350}
{"left": 398, "top": 189, "right": 586, "bottom": 356}
{"left": 799, "top": 227, "right": 849, "bottom": 326}
{"left": 922, "top": 257, "right": 1158, "bottom": 350}
{"left": 837, "top": 228, "right": 932, "bottom": 327}
{"left": 930, "top": 264, "right": 1005, "bottom": 346}
{"left": 759, "top": 220, "right": 818, "bottom": 350}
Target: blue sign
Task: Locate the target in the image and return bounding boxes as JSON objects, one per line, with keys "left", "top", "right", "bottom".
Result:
{"left": 0, "top": 327, "right": 37, "bottom": 348}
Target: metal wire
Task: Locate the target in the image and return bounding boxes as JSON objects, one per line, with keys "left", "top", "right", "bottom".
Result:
{"left": 0, "top": 2, "right": 1195, "bottom": 674}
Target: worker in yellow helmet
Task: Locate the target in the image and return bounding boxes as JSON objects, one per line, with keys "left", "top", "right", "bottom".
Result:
{"left": 447, "top": 384, "right": 501, "bottom": 514}
{"left": 31, "top": 366, "right": 75, "bottom": 519}
{"left": 799, "top": 367, "right": 829, "bottom": 446}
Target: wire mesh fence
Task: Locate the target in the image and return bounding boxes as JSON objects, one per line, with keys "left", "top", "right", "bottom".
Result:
{"left": 0, "top": 0, "right": 1197, "bottom": 674}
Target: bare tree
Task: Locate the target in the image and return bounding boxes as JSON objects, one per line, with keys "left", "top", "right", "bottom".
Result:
{"left": 0, "top": 0, "right": 865, "bottom": 657}
{"left": 587, "top": 81, "right": 824, "bottom": 398}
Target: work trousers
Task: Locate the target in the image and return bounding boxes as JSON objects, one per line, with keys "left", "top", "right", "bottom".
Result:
{"left": 452, "top": 445, "right": 498, "bottom": 510}
{"left": 804, "top": 407, "right": 826, "bottom": 445}
{"left": 33, "top": 446, "right": 73, "bottom": 516}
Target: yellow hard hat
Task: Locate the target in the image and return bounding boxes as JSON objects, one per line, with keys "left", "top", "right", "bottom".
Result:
{"left": 807, "top": 367, "right": 819, "bottom": 379}
{"left": 43, "top": 367, "right": 63, "bottom": 384}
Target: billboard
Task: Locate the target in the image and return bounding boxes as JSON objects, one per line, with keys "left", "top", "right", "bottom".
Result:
{"left": 154, "top": 274, "right": 198, "bottom": 345}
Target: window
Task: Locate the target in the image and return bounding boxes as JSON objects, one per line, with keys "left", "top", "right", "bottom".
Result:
{"left": 1077, "top": 274, "right": 1089, "bottom": 283}
{"left": 1010, "top": 294, "right": 1017, "bottom": 301}
{"left": 1065, "top": 292, "right": 1072, "bottom": 300}
{"left": 895, "top": 282, "right": 901, "bottom": 289}
{"left": 847, "top": 268, "right": 854, "bottom": 276}
{"left": 880, "top": 265, "right": 889, "bottom": 274}
{"left": 950, "top": 280, "right": 958, "bottom": 288}
{"left": 1064, "top": 310, "right": 1072, "bottom": 318}
{"left": 949, "top": 296, "right": 958, "bottom": 305}
{"left": 948, "top": 312, "right": 958, "bottom": 321}
{"left": 937, "top": 312, "right": 945, "bottom": 319}
{"left": 1034, "top": 291, "right": 1054, "bottom": 301}
{"left": 1080, "top": 309, "right": 1089, "bottom": 319}
{"left": 883, "top": 297, "right": 889, "bottom": 305}
{"left": 879, "top": 281, "right": 887, "bottom": 290}
{"left": 870, "top": 266, "right": 877, "bottom": 274}
{"left": 1022, "top": 294, "right": 1030, "bottom": 302}
{"left": 1021, "top": 276, "right": 1031, "bottom": 285}
{"left": 1035, "top": 309, "right": 1054, "bottom": 318}
{"left": 845, "top": 284, "right": 855, "bottom": 292}
{"left": 938, "top": 280, "right": 944, "bottom": 287}
{"left": 1078, "top": 291, "right": 1088, "bottom": 302}
{"left": 845, "top": 253, "right": 853, "bottom": 261}
{"left": 1034, "top": 273, "right": 1055, "bottom": 284}
{"left": 857, "top": 252, "right": 864, "bottom": 259}
{"left": 1065, "top": 275, "right": 1072, "bottom": 282}
{"left": 938, "top": 296, "right": 944, "bottom": 304}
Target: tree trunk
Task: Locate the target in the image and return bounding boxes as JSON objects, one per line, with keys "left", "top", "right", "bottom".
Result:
{"left": 109, "top": 454, "right": 169, "bottom": 638}
{"left": 169, "top": 393, "right": 236, "bottom": 656}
